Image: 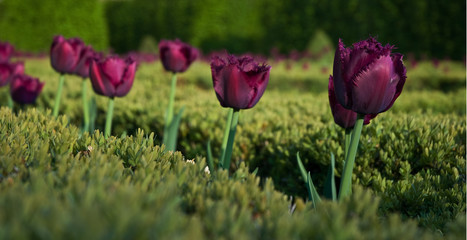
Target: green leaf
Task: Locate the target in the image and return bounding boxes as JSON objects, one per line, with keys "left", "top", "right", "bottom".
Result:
{"left": 324, "top": 152, "right": 336, "bottom": 201}
{"left": 165, "top": 106, "right": 185, "bottom": 151}
{"left": 206, "top": 140, "right": 214, "bottom": 173}
{"left": 296, "top": 152, "right": 308, "bottom": 183}
{"left": 307, "top": 172, "right": 321, "bottom": 207}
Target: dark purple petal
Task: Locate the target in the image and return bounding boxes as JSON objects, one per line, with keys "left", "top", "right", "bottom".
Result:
{"left": 0, "top": 42, "right": 14, "bottom": 63}
{"left": 50, "top": 36, "right": 83, "bottom": 74}
{"left": 74, "top": 46, "right": 97, "bottom": 78}
{"left": 89, "top": 56, "right": 136, "bottom": 98}
{"left": 115, "top": 59, "right": 136, "bottom": 97}
{"left": 89, "top": 59, "right": 115, "bottom": 97}
{"left": 159, "top": 39, "right": 198, "bottom": 73}
{"left": 0, "top": 62, "right": 24, "bottom": 87}
{"left": 9, "top": 74, "right": 44, "bottom": 104}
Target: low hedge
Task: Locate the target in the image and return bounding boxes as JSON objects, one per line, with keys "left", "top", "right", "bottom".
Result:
{"left": 0, "top": 108, "right": 465, "bottom": 239}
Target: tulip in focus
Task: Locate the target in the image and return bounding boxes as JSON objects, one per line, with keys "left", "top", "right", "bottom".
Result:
{"left": 208, "top": 53, "right": 271, "bottom": 171}
{"left": 158, "top": 39, "right": 198, "bottom": 151}
{"left": 159, "top": 39, "right": 198, "bottom": 73}
{"left": 89, "top": 55, "right": 137, "bottom": 138}
{"left": 211, "top": 54, "right": 271, "bottom": 110}
{"left": 332, "top": 37, "right": 406, "bottom": 115}
{"left": 10, "top": 74, "right": 44, "bottom": 105}
{"left": 0, "top": 42, "right": 14, "bottom": 63}
{"left": 50, "top": 35, "right": 84, "bottom": 74}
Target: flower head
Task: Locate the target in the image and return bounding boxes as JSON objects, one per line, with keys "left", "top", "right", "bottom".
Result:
{"left": 0, "top": 62, "right": 24, "bottom": 87}
{"left": 332, "top": 37, "right": 406, "bottom": 114}
{"left": 0, "top": 42, "right": 14, "bottom": 63}
{"left": 10, "top": 74, "right": 44, "bottom": 104}
{"left": 211, "top": 54, "right": 271, "bottom": 109}
{"left": 74, "top": 46, "right": 101, "bottom": 78}
{"left": 159, "top": 39, "right": 198, "bottom": 73}
{"left": 89, "top": 56, "right": 136, "bottom": 98}
{"left": 50, "top": 35, "right": 84, "bottom": 74}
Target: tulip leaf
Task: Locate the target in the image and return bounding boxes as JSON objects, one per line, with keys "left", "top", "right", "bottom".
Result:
{"left": 88, "top": 97, "right": 97, "bottom": 133}
{"left": 252, "top": 167, "right": 259, "bottom": 176}
{"left": 165, "top": 106, "right": 185, "bottom": 151}
{"left": 206, "top": 140, "right": 215, "bottom": 173}
{"left": 296, "top": 152, "right": 308, "bottom": 183}
{"left": 307, "top": 172, "right": 321, "bottom": 207}
{"left": 324, "top": 152, "right": 336, "bottom": 201}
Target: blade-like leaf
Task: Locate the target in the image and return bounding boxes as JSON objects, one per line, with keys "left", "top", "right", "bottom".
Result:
{"left": 307, "top": 171, "right": 321, "bottom": 207}
{"left": 324, "top": 152, "right": 337, "bottom": 201}
{"left": 166, "top": 106, "right": 185, "bottom": 151}
{"left": 206, "top": 140, "right": 215, "bottom": 173}
{"left": 296, "top": 152, "right": 308, "bottom": 183}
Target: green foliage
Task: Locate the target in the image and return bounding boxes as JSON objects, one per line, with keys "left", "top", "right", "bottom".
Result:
{"left": 0, "top": 0, "right": 108, "bottom": 52}
{"left": 0, "top": 108, "right": 463, "bottom": 239}
{"left": 0, "top": 59, "right": 465, "bottom": 236}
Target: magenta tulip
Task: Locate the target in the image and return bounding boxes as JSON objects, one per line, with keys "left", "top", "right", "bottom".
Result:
{"left": 328, "top": 76, "right": 375, "bottom": 128}
{"left": 89, "top": 56, "right": 136, "bottom": 98}
{"left": 0, "top": 62, "right": 24, "bottom": 87}
{"left": 159, "top": 39, "right": 198, "bottom": 73}
{"left": 10, "top": 74, "right": 44, "bottom": 104}
{"left": 50, "top": 35, "right": 84, "bottom": 74}
{"left": 211, "top": 54, "right": 271, "bottom": 110}
{"left": 0, "top": 42, "right": 14, "bottom": 63}
{"left": 74, "top": 46, "right": 100, "bottom": 78}
{"left": 332, "top": 37, "right": 406, "bottom": 114}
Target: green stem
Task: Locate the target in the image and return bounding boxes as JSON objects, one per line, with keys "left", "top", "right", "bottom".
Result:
{"left": 82, "top": 78, "right": 90, "bottom": 133}
{"left": 219, "top": 108, "right": 234, "bottom": 168}
{"left": 344, "top": 128, "right": 352, "bottom": 160}
{"left": 222, "top": 109, "right": 240, "bottom": 171}
{"left": 163, "top": 73, "right": 177, "bottom": 145}
{"left": 338, "top": 113, "right": 365, "bottom": 200}
{"left": 53, "top": 74, "right": 65, "bottom": 118}
{"left": 7, "top": 94, "right": 13, "bottom": 110}
{"left": 105, "top": 97, "right": 115, "bottom": 139}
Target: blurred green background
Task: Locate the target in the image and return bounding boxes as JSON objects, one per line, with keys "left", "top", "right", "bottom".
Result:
{"left": 0, "top": 0, "right": 465, "bottom": 59}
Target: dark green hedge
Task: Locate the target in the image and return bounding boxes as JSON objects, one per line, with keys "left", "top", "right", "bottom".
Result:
{"left": 0, "top": 0, "right": 108, "bottom": 52}
{"left": 105, "top": 0, "right": 465, "bottom": 59}
{"left": 0, "top": 108, "right": 465, "bottom": 239}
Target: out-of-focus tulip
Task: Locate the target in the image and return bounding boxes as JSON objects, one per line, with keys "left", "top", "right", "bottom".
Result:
{"left": 0, "top": 62, "right": 24, "bottom": 87}
{"left": 211, "top": 54, "right": 271, "bottom": 110}
{"left": 328, "top": 76, "right": 375, "bottom": 128}
{"left": 10, "top": 74, "right": 44, "bottom": 104}
{"left": 332, "top": 37, "right": 406, "bottom": 114}
{"left": 0, "top": 42, "right": 14, "bottom": 63}
{"left": 159, "top": 39, "right": 198, "bottom": 73}
{"left": 74, "top": 46, "right": 100, "bottom": 78}
{"left": 89, "top": 56, "right": 136, "bottom": 98}
{"left": 50, "top": 35, "right": 84, "bottom": 74}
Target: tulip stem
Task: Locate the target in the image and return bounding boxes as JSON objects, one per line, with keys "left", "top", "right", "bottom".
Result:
{"left": 82, "top": 78, "right": 90, "bottom": 133}
{"left": 163, "top": 73, "right": 177, "bottom": 147}
{"left": 223, "top": 109, "right": 240, "bottom": 171}
{"left": 7, "top": 94, "right": 13, "bottom": 110}
{"left": 338, "top": 113, "right": 364, "bottom": 201}
{"left": 53, "top": 74, "right": 65, "bottom": 118}
{"left": 219, "top": 108, "right": 234, "bottom": 168}
{"left": 105, "top": 97, "right": 115, "bottom": 139}
{"left": 344, "top": 128, "right": 352, "bottom": 160}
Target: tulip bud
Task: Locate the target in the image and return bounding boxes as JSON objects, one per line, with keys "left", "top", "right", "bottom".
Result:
{"left": 0, "top": 42, "right": 14, "bottom": 63}
{"left": 328, "top": 76, "right": 375, "bottom": 128}
{"left": 332, "top": 37, "right": 406, "bottom": 114}
{"left": 211, "top": 54, "right": 271, "bottom": 110}
{"left": 0, "top": 62, "right": 24, "bottom": 87}
{"left": 159, "top": 39, "right": 198, "bottom": 73}
{"left": 10, "top": 74, "right": 44, "bottom": 104}
{"left": 89, "top": 56, "right": 136, "bottom": 98}
{"left": 50, "top": 35, "right": 84, "bottom": 74}
{"left": 74, "top": 46, "right": 101, "bottom": 78}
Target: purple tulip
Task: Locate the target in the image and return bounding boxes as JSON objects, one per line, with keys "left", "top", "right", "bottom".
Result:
{"left": 0, "top": 42, "right": 14, "bottom": 63}
{"left": 0, "top": 62, "right": 24, "bottom": 87}
{"left": 89, "top": 56, "right": 136, "bottom": 98}
{"left": 50, "top": 35, "right": 84, "bottom": 74}
{"left": 328, "top": 76, "right": 375, "bottom": 128}
{"left": 10, "top": 74, "right": 44, "bottom": 104}
{"left": 74, "top": 46, "right": 100, "bottom": 78}
{"left": 211, "top": 54, "right": 271, "bottom": 110}
{"left": 159, "top": 39, "right": 198, "bottom": 73}
{"left": 332, "top": 37, "right": 406, "bottom": 114}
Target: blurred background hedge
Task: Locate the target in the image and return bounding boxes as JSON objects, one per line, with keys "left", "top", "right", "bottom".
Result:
{"left": 0, "top": 0, "right": 465, "bottom": 59}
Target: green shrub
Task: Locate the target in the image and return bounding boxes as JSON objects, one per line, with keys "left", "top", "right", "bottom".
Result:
{"left": 0, "top": 108, "right": 464, "bottom": 239}
{"left": 0, "top": 0, "right": 108, "bottom": 52}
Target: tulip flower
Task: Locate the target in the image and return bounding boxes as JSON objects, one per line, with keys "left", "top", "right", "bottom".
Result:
{"left": 0, "top": 62, "right": 24, "bottom": 108}
{"left": 89, "top": 55, "right": 136, "bottom": 138}
{"left": 330, "top": 37, "right": 406, "bottom": 200}
{"left": 0, "top": 42, "right": 14, "bottom": 63}
{"left": 50, "top": 35, "right": 85, "bottom": 118}
{"left": 209, "top": 54, "right": 271, "bottom": 171}
{"left": 332, "top": 37, "right": 406, "bottom": 115}
{"left": 159, "top": 39, "right": 198, "bottom": 151}
{"left": 10, "top": 74, "right": 44, "bottom": 105}
{"left": 74, "top": 46, "right": 100, "bottom": 132}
